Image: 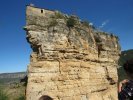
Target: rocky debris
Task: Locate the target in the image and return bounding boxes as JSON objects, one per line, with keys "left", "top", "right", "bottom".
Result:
{"left": 24, "top": 5, "right": 121, "bottom": 100}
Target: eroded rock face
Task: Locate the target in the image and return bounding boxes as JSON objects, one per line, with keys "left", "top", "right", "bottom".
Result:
{"left": 25, "top": 6, "right": 121, "bottom": 100}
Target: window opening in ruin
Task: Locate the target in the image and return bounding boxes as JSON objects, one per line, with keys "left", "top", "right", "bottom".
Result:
{"left": 41, "top": 9, "right": 43, "bottom": 13}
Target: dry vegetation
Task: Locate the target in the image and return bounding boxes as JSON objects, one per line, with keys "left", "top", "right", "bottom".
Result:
{"left": 0, "top": 83, "right": 26, "bottom": 100}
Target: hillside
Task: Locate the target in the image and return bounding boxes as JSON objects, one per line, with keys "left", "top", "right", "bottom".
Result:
{"left": 0, "top": 72, "right": 26, "bottom": 84}
{"left": 0, "top": 72, "right": 26, "bottom": 100}
{"left": 118, "top": 49, "right": 133, "bottom": 82}
{"left": 118, "top": 49, "right": 133, "bottom": 66}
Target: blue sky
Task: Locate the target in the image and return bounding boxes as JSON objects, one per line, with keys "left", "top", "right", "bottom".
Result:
{"left": 0, "top": 0, "right": 133, "bottom": 73}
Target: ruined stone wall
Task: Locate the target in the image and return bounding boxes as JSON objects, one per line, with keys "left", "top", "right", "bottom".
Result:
{"left": 24, "top": 6, "right": 121, "bottom": 100}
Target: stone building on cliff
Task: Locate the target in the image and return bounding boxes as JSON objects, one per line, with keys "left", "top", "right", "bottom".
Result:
{"left": 24, "top": 5, "right": 121, "bottom": 100}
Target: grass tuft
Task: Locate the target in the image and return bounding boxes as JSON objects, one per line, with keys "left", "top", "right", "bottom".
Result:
{"left": 0, "top": 88, "right": 9, "bottom": 100}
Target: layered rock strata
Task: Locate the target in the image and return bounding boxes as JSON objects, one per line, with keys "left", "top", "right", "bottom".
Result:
{"left": 24, "top": 6, "right": 121, "bottom": 100}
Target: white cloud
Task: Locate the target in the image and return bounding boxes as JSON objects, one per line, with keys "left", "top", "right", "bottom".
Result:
{"left": 99, "top": 20, "right": 109, "bottom": 28}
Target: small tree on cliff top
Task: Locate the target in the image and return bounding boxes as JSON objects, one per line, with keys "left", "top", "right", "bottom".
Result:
{"left": 67, "top": 16, "right": 77, "bottom": 28}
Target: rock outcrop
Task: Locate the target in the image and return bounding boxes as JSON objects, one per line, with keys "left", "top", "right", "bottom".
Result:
{"left": 24, "top": 5, "right": 121, "bottom": 100}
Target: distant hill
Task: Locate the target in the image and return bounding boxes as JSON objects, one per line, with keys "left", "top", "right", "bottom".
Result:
{"left": 0, "top": 72, "right": 26, "bottom": 99}
{"left": 118, "top": 49, "right": 133, "bottom": 82}
{"left": 0, "top": 72, "right": 26, "bottom": 84}
{"left": 118, "top": 49, "right": 133, "bottom": 66}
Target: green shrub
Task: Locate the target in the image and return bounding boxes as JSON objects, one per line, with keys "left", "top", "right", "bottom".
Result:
{"left": 110, "top": 33, "right": 114, "bottom": 37}
{"left": 67, "top": 16, "right": 77, "bottom": 28}
{"left": 115, "top": 36, "right": 119, "bottom": 40}
{"left": 55, "top": 12, "right": 64, "bottom": 19}
{"left": 0, "top": 88, "right": 9, "bottom": 100}
{"left": 118, "top": 67, "right": 128, "bottom": 82}
{"left": 82, "top": 21, "right": 90, "bottom": 27}
{"left": 48, "top": 19, "right": 58, "bottom": 27}
{"left": 15, "top": 94, "right": 26, "bottom": 100}
{"left": 50, "top": 11, "right": 65, "bottom": 19}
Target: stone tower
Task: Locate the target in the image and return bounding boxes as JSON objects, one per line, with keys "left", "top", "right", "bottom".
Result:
{"left": 24, "top": 5, "right": 121, "bottom": 100}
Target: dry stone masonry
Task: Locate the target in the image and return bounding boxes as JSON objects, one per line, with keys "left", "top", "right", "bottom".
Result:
{"left": 24, "top": 6, "right": 121, "bottom": 100}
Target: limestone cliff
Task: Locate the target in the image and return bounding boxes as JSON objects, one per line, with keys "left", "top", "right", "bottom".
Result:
{"left": 24, "top": 6, "right": 121, "bottom": 100}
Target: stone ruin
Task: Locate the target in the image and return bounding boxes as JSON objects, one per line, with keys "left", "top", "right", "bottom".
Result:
{"left": 24, "top": 5, "right": 121, "bottom": 100}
